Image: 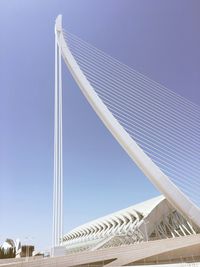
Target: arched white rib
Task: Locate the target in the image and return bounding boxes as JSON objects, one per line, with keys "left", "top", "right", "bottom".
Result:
{"left": 55, "top": 15, "right": 200, "bottom": 228}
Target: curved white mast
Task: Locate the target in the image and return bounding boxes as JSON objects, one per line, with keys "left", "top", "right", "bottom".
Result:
{"left": 54, "top": 14, "right": 200, "bottom": 239}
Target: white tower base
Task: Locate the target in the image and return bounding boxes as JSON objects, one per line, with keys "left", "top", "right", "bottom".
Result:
{"left": 51, "top": 246, "right": 66, "bottom": 257}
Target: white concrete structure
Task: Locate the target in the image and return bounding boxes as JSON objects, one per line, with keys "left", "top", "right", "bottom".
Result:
{"left": 52, "top": 16, "right": 64, "bottom": 255}
{"left": 1, "top": 239, "right": 21, "bottom": 258}
{"left": 52, "top": 14, "right": 200, "bottom": 264}
{"left": 1, "top": 239, "right": 15, "bottom": 251}
{"left": 2, "top": 207, "right": 200, "bottom": 266}
{"left": 2, "top": 234, "right": 200, "bottom": 266}
{"left": 54, "top": 14, "right": 200, "bottom": 236}
{"left": 62, "top": 196, "right": 199, "bottom": 254}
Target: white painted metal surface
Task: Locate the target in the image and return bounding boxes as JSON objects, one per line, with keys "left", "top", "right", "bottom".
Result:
{"left": 52, "top": 19, "right": 64, "bottom": 255}
{"left": 55, "top": 15, "right": 200, "bottom": 230}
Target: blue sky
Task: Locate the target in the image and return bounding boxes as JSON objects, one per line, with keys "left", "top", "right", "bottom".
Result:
{"left": 0, "top": 0, "right": 200, "bottom": 251}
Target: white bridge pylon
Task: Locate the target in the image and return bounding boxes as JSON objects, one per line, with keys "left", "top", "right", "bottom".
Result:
{"left": 52, "top": 18, "right": 63, "bottom": 252}
{"left": 53, "top": 14, "right": 200, "bottom": 252}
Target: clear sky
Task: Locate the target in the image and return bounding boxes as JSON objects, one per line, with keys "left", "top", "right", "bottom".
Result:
{"left": 0, "top": 0, "right": 200, "bottom": 252}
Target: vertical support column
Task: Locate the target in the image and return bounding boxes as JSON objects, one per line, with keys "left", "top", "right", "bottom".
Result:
{"left": 58, "top": 33, "right": 63, "bottom": 246}
{"left": 52, "top": 19, "right": 64, "bottom": 256}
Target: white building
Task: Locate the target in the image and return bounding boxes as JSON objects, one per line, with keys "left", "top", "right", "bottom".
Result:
{"left": 63, "top": 195, "right": 199, "bottom": 255}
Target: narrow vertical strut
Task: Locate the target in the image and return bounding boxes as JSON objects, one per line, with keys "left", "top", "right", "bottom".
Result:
{"left": 52, "top": 18, "right": 63, "bottom": 255}
{"left": 58, "top": 33, "right": 63, "bottom": 244}
{"left": 53, "top": 31, "right": 58, "bottom": 250}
